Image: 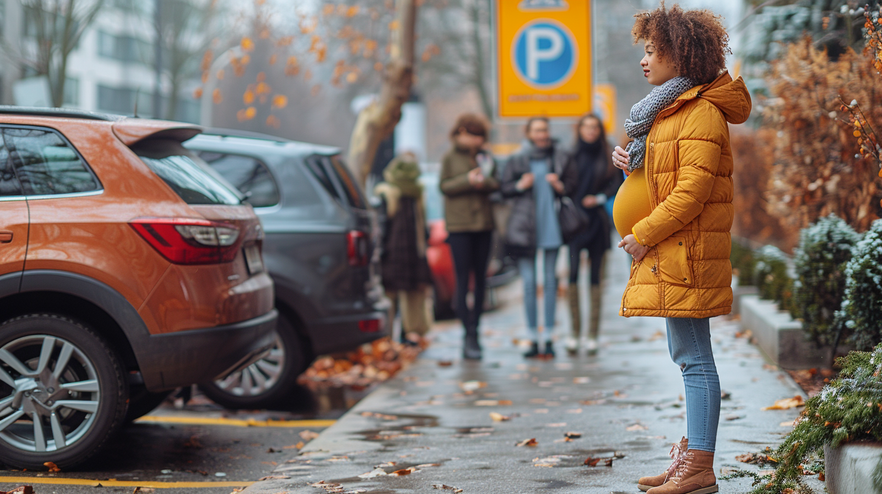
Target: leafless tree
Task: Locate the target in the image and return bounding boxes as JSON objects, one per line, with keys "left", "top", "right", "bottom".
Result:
{"left": 4, "top": 0, "right": 105, "bottom": 107}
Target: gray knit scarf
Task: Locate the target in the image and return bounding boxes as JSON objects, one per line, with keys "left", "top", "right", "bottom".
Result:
{"left": 624, "top": 76, "right": 696, "bottom": 172}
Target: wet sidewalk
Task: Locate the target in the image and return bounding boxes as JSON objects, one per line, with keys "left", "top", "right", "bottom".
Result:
{"left": 245, "top": 247, "right": 820, "bottom": 494}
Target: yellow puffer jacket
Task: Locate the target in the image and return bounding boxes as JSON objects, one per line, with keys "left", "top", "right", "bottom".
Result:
{"left": 620, "top": 72, "right": 752, "bottom": 319}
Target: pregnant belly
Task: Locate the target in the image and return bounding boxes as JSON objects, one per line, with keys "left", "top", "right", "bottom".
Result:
{"left": 612, "top": 167, "right": 653, "bottom": 238}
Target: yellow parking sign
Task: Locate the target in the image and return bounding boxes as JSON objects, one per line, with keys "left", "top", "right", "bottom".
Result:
{"left": 496, "top": 0, "right": 592, "bottom": 118}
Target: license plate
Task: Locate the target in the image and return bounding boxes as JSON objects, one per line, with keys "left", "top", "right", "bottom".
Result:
{"left": 244, "top": 244, "right": 264, "bottom": 274}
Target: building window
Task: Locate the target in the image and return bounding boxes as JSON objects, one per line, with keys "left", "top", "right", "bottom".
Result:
{"left": 97, "top": 85, "right": 152, "bottom": 116}
{"left": 64, "top": 78, "right": 79, "bottom": 106}
{"left": 96, "top": 30, "right": 152, "bottom": 65}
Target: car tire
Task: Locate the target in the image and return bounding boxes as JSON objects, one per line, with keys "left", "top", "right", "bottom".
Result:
{"left": 124, "top": 386, "right": 172, "bottom": 423}
{"left": 0, "top": 314, "right": 128, "bottom": 470}
{"left": 198, "top": 313, "right": 310, "bottom": 410}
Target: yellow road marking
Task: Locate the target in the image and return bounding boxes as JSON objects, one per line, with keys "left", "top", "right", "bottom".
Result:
{"left": 0, "top": 477, "right": 253, "bottom": 488}
{"left": 135, "top": 415, "right": 336, "bottom": 428}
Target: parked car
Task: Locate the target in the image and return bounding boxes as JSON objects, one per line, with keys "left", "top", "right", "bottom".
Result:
{"left": 419, "top": 173, "right": 517, "bottom": 319}
{"left": 0, "top": 107, "right": 277, "bottom": 469}
{"left": 183, "top": 130, "right": 387, "bottom": 409}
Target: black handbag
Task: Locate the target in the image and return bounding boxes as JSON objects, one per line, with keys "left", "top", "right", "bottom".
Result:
{"left": 558, "top": 196, "right": 590, "bottom": 243}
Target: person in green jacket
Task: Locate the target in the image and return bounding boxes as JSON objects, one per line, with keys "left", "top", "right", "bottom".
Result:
{"left": 439, "top": 114, "right": 500, "bottom": 360}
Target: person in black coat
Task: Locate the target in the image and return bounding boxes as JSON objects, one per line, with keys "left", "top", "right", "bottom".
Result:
{"left": 565, "top": 113, "right": 623, "bottom": 356}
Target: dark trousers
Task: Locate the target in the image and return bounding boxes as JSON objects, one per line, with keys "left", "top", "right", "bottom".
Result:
{"left": 568, "top": 235, "right": 605, "bottom": 286}
{"left": 447, "top": 230, "right": 493, "bottom": 329}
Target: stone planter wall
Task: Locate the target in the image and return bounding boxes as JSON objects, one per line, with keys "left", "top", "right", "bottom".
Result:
{"left": 740, "top": 294, "right": 832, "bottom": 370}
{"left": 825, "top": 442, "right": 882, "bottom": 494}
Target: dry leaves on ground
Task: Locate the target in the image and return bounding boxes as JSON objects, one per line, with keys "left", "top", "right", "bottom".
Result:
{"left": 762, "top": 396, "right": 805, "bottom": 410}
{"left": 516, "top": 438, "right": 538, "bottom": 447}
{"left": 584, "top": 452, "right": 624, "bottom": 467}
{"left": 432, "top": 485, "right": 463, "bottom": 493}
{"left": 735, "top": 451, "right": 777, "bottom": 466}
{"left": 460, "top": 380, "right": 487, "bottom": 394}
{"left": 299, "top": 430, "right": 321, "bottom": 441}
{"left": 43, "top": 461, "right": 60, "bottom": 472}
{"left": 489, "top": 412, "right": 511, "bottom": 422}
{"left": 1, "top": 487, "right": 34, "bottom": 494}
{"left": 299, "top": 337, "right": 427, "bottom": 389}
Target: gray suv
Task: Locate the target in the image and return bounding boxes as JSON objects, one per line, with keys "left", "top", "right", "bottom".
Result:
{"left": 184, "top": 130, "right": 388, "bottom": 409}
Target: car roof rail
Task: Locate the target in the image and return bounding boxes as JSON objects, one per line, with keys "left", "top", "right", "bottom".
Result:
{"left": 0, "top": 105, "right": 125, "bottom": 122}
{"left": 200, "top": 127, "right": 292, "bottom": 143}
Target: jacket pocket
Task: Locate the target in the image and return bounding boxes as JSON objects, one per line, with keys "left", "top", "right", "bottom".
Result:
{"left": 657, "top": 235, "right": 693, "bottom": 286}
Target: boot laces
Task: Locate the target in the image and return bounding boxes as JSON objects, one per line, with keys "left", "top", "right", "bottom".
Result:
{"left": 664, "top": 441, "right": 688, "bottom": 482}
{"left": 670, "top": 451, "right": 696, "bottom": 485}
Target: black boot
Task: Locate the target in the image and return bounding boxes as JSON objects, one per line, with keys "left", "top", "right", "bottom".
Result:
{"left": 463, "top": 325, "right": 482, "bottom": 360}
{"left": 543, "top": 341, "right": 555, "bottom": 358}
{"left": 523, "top": 341, "right": 541, "bottom": 358}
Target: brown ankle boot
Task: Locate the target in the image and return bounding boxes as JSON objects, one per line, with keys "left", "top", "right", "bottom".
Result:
{"left": 637, "top": 437, "right": 688, "bottom": 491}
{"left": 647, "top": 449, "right": 717, "bottom": 494}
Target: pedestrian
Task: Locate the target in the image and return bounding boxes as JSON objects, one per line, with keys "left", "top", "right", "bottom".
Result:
{"left": 439, "top": 113, "right": 500, "bottom": 360}
{"left": 565, "top": 113, "right": 623, "bottom": 356}
{"left": 375, "top": 155, "right": 432, "bottom": 345}
{"left": 611, "top": 4, "right": 751, "bottom": 494}
{"left": 501, "top": 117, "right": 577, "bottom": 359}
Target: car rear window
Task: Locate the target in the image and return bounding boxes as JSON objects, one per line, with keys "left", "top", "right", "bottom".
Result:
{"left": 304, "top": 154, "right": 366, "bottom": 210}
{"left": 133, "top": 139, "right": 242, "bottom": 205}
{"left": 198, "top": 151, "right": 280, "bottom": 208}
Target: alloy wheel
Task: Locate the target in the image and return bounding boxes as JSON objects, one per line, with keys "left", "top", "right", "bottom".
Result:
{"left": 212, "top": 335, "right": 285, "bottom": 397}
{"left": 0, "top": 335, "right": 101, "bottom": 453}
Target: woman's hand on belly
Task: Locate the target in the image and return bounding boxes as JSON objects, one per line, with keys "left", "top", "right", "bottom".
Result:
{"left": 618, "top": 234, "right": 650, "bottom": 262}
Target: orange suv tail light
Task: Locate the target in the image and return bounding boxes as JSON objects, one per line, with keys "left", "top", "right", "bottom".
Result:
{"left": 130, "top": 218, "right": 241, "bottom": 264}
{"left": 347, "top": 230, "right": 369, "bottom": 267}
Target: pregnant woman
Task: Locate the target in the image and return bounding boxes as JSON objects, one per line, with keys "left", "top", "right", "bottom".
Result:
{"left": 611, "top": 4, "right": 751, "bottom": 494}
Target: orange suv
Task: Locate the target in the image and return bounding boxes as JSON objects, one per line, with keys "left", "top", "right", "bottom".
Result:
{"left": 0, "top": 107, "right": 276, "bottom": 469}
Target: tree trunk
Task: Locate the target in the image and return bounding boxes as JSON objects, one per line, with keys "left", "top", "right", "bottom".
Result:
{"left": 346, "top": 0, "right": 417, "bottom": 188}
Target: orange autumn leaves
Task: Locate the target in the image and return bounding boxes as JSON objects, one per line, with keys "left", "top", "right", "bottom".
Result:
{"left": 196, "top": 0, "right": 445, "bottom": 130}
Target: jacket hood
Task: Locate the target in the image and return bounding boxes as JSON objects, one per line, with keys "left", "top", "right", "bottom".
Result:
{"left": 684, "top": 72, "right": 752, "bottom": 125}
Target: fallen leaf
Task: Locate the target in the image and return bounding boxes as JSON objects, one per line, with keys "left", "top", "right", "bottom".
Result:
{"left": 437, "top": 360, "right": 453, "bottom": 367}
{"left": 564, "top": 432, "right": 582, "bottom": 439}
{"left": 460, "top": 380, "right": 487, "bottom": 393}
{"left": 257, "top": 475, "right": 290, "bottom": 481}
{"left": 762, "top": 396, "right": 805, "bottom": 411}
{"left": 573, "top": 377, "right": 591, "bottom": 384}
{"left": 780, "top": 421, "right": 796, "bottom": 427}
{"left": 390, "top": 467, "right": 416, "bottom": 476}
{"left": 358, "top": 469, "right": 387, "bottom": 479}
{"left": 516, "top": 438, "right": 538, "bottom": 447}
{"left": 300, "top": 430, "right": 321, "bottom": 441}
{"left": 44, "top": 461, "right": 61, "bottom": 472}
{"left": 580, "top": 399, "right": 607, "bottom": 406}
{"left": 490, "top": 412, "right": 511, "bottom": 422}
{"left": 432, "top": 485, "right": 463, "bottom": 493}
{"left": 474, "top": 400, "right": 512, "bottom": 406}
{"left": 626, "top": 423, "right": 648, "bottom": 431}
{"left": 584, "top": 457, "right": 601, "bottom": 467}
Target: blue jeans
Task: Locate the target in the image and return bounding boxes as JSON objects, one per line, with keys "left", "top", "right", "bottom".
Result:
{"left": 518, "top": 248, "right": 559, "bottom": 341}
{"left": 666, "top": 317, "right": 720, "bottom": 453}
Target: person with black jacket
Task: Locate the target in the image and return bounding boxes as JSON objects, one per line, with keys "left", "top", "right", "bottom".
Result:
{"left": 565, "top": 113, "right": 623, "bottom": 356}
{"left": 500, "top": 117, "right": 578, "bottom": 358}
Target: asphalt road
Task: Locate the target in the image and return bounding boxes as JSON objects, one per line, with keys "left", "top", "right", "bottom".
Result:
{"left": 0, "top": 385, "right": 365, "bottom": 494}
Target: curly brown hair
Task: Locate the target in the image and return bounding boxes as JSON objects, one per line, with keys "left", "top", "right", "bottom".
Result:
{"left": 632, "top": 2, "right": 731, "bottom": 85}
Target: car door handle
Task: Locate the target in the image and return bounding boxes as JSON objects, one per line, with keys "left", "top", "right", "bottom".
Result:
{"left": 0, "top": 232, "right": 12, "bottom": 243}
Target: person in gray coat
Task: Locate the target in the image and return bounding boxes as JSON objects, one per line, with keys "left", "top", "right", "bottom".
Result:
{"left": 500, "top": 117, "right": 578, "bottom": 358}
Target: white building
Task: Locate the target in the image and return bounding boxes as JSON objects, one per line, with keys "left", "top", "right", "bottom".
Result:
{"left": 0, "top": 0, "right": 207, "bottom": 123}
